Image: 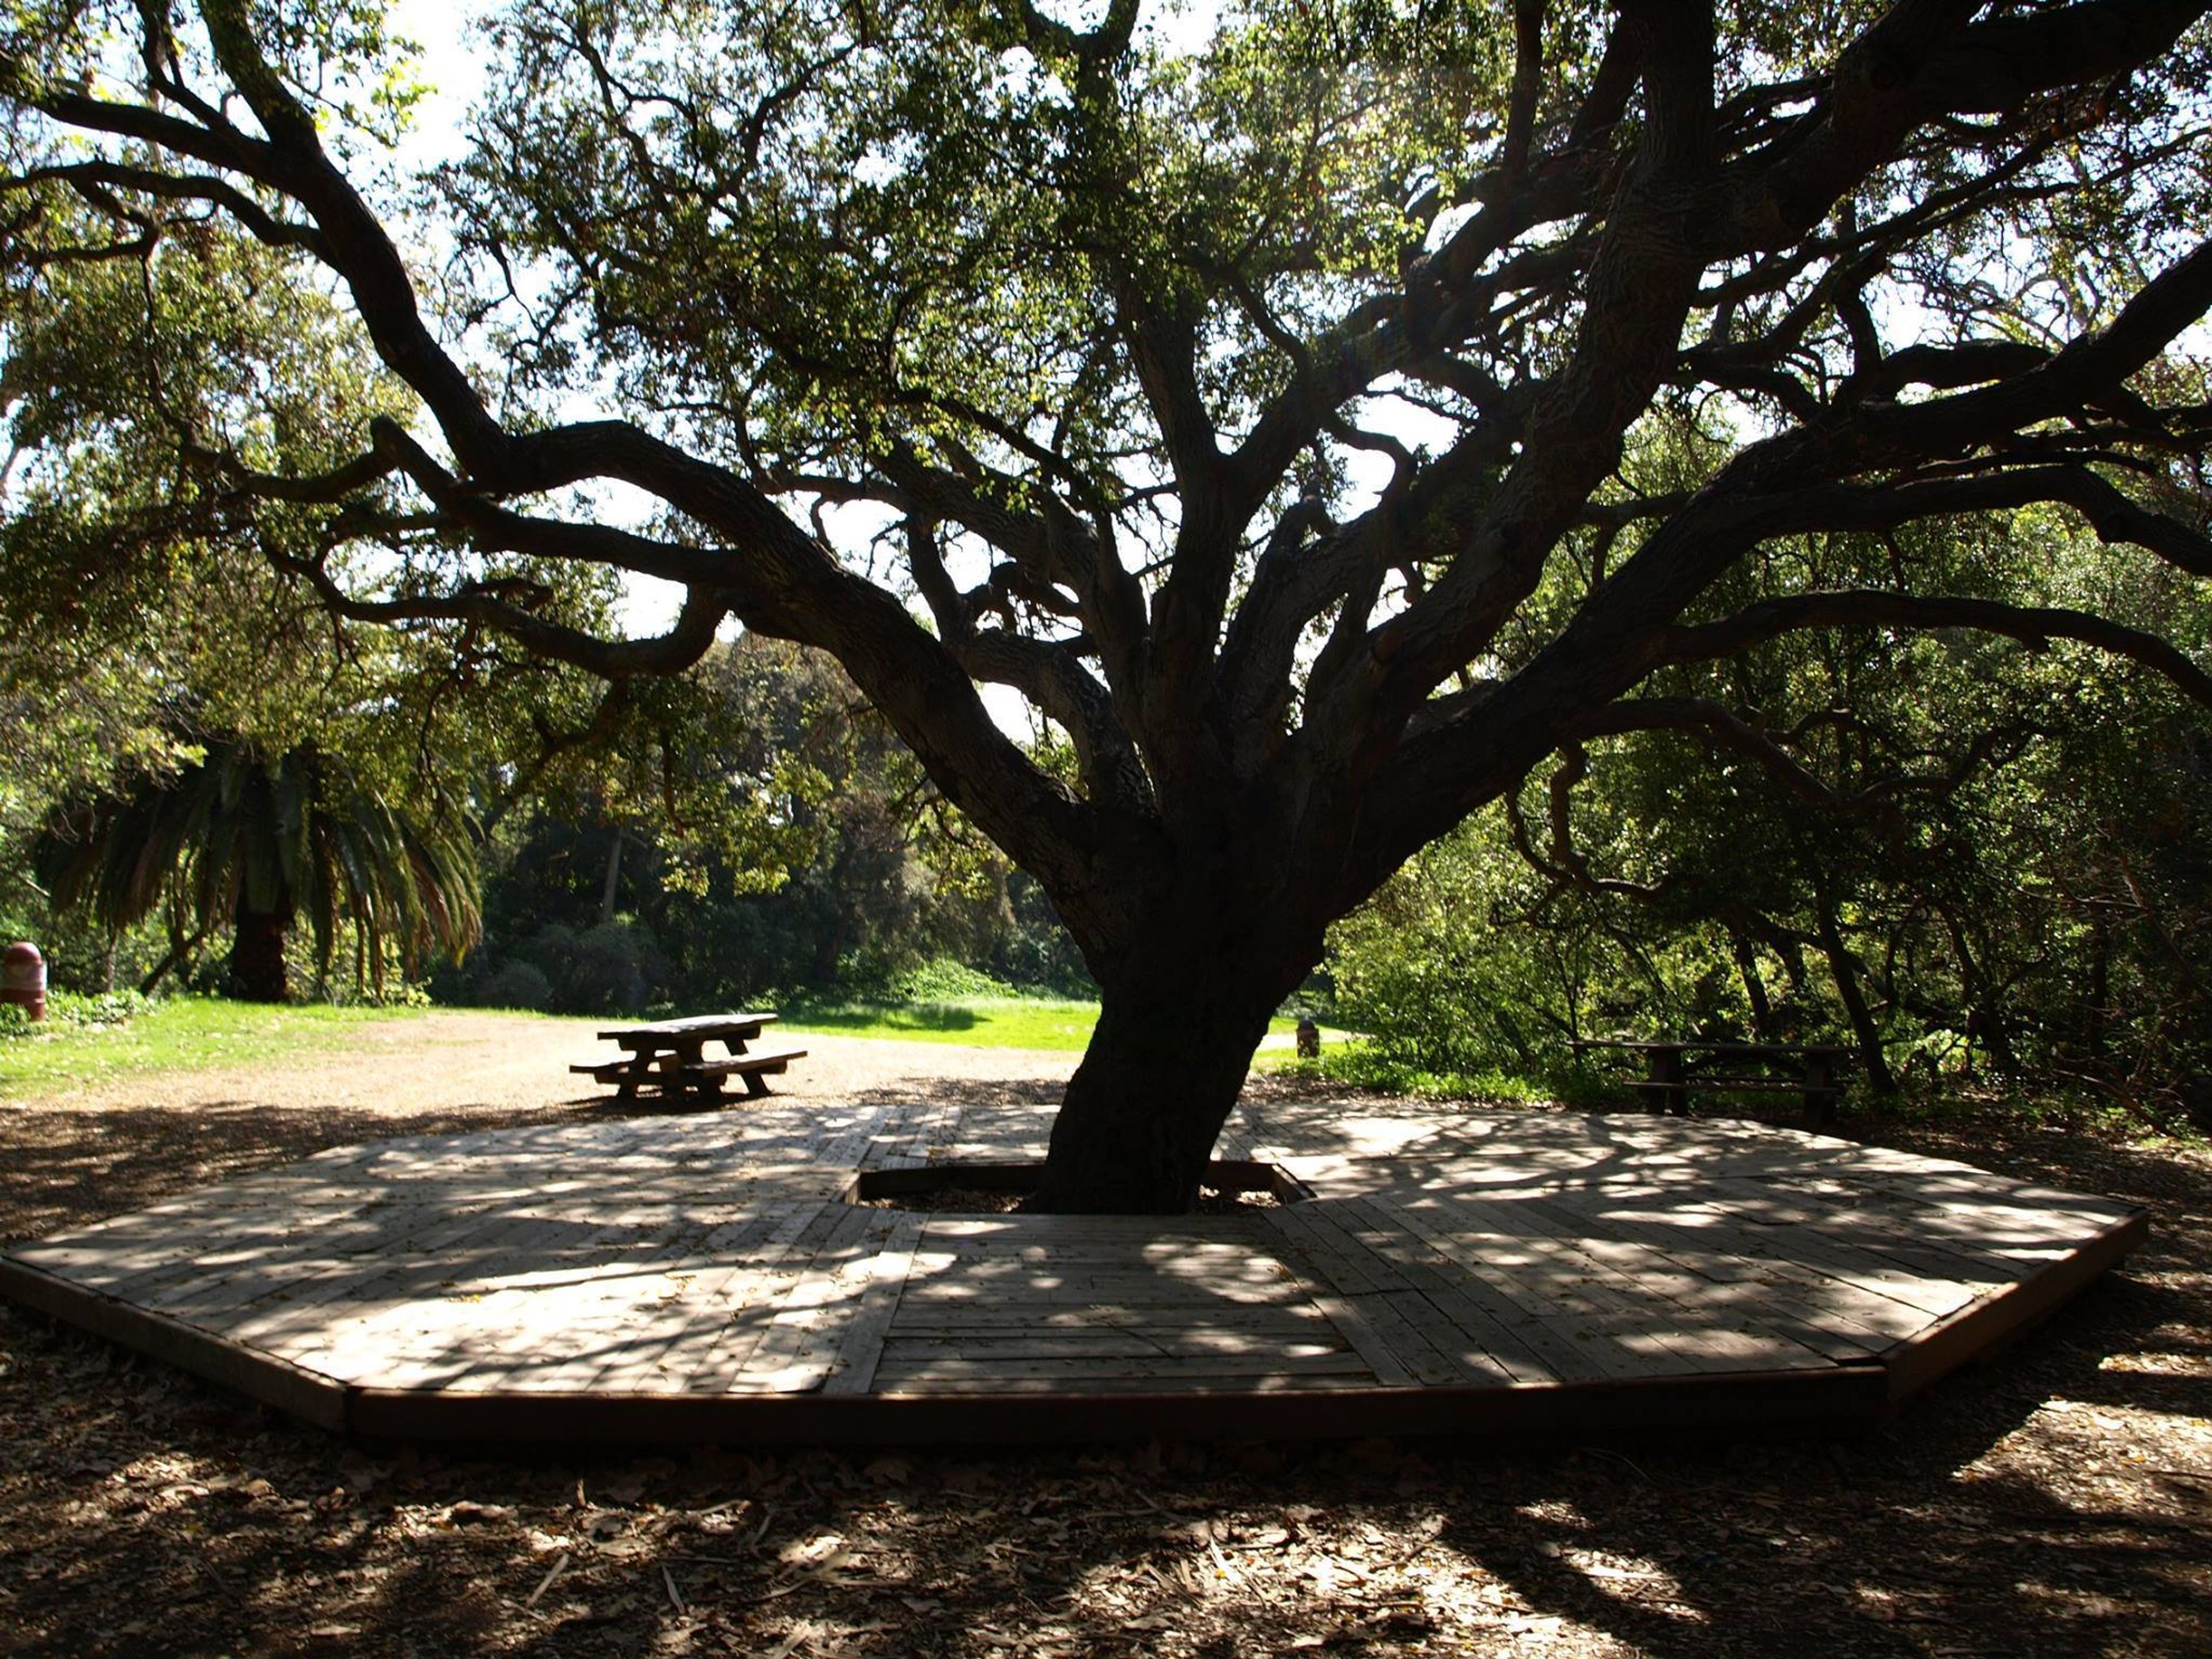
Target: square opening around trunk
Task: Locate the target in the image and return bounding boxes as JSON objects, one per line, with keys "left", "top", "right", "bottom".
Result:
{"left": 843, "top": 1158, "right": 1315, "bottom": 1213}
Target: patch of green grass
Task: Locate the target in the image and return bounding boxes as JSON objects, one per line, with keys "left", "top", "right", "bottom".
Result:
{"left": 782, "top": 996, "right": 1101, "bottom": 1050}
{"left": 0, "top": 988, "right": 1352, "bottom": 1092}
{"left": 0, "top": 995, "right": 430, "bottom": 1097}
{"left": 782, "top": 997, "right": 1327, "bottom": 1054}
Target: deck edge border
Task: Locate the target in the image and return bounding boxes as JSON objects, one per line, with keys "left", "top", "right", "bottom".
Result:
{"left": 1878, "top": 1205, "right": 2150, "bottom": 1403}
{"left": 0, "top": 1251, "right": 350, "bottom": 1431}
{"left": 343, "top": 1360, "right": 1891, "bottom": 1445}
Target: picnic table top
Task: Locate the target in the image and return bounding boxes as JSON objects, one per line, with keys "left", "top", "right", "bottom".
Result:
{"left": 1571, "top": 1037, "right": 1854, "bottom": 1056}
{"left": 596, "top": 1012, "right": 778, "bottom": 1043}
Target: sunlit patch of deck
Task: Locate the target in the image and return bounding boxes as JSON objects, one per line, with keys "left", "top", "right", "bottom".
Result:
{"left": 0, "top": 1099, "right": 2145, "bottom": 1444}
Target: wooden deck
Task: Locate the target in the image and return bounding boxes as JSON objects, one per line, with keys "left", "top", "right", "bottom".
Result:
{"left": 0, "top": 1099, "right": 2145, "bottom": 1445}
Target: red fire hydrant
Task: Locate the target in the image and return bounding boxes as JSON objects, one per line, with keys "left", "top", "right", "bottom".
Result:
{"left": 2, "top": 942, "right": 46, "bottom": 1021}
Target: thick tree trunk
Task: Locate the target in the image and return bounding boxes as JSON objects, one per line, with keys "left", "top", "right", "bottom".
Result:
{"left": 230, "top": 904, "right": 291, "bottom": 1002}
{"left": 1028, "top": 916, "right": 1306, "bottom": 1214}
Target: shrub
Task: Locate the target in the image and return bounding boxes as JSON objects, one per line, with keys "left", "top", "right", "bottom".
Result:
{"left": 51, "top": 988, "right": 156, "bottom": 1027}
{"left": 476, "top": 961, "right": 554, "bottom": 1011}
{"left": 892, "top": 957, "right": 1024, "bottom": 1002}
{"left": 1281, "top": 1041, "right": 1550, "bottom": 1104}
{"left": 505, "top": 920, "right": 669, "bottom": 1014}
{"left": 0, "top": 987, "right": 156, "bottom": 1038}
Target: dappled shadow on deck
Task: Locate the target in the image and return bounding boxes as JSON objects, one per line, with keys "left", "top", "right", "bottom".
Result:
{"left": 0, "top": 1093, "right": 2148, "bottom": 1449}
{"left": 0, "top": 1056, "right": 1074, "bottom": 1247}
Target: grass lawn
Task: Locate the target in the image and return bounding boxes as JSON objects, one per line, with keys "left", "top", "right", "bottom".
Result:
{"left": 780, "top": 995, "right": 1103, "bottom": 1049}
{"left": 782, "top": 997, "right": 1337, "bottom": 1052}
{"left": 0, "top": 998, "right": 430, "bottom": 1097}
{"left": 0, "top": 992, "right": 1339, "bottom": 1096}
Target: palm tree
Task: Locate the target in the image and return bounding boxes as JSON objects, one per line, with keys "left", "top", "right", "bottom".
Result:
{"left": 35, "top": 738, "right": 480, "bottom": 1001}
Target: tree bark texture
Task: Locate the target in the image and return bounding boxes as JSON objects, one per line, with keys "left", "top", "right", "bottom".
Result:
{"left": 230, "top": 904, "right": 290, "bottom": 1002}
{"left": 1029, "top": 883, "right": 1316, "bottom": 1212}
{"left": 1032, "top": 974, "right": 1286, "bottom": 1214}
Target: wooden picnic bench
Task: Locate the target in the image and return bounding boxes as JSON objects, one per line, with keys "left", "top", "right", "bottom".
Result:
{"left": 571, "top": 1013, "right": 806, "bottom": 1107}
{"left": 1571, "top": 1037, "right": 1852, "bottom": 1126}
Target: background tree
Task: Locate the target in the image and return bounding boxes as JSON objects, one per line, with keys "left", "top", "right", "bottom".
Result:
{"left": 7, "top": 0, "right": 2212, "bottom": 1207}
{"left": 1333, "top": 512, "right": 2212, "bottom": 1127}
{"left": 0, "top": 193, "right": 745, "bottom": 991}
{"left": 35, "top": 735, "right": 482, "bottom": 1000}
{"left": 443, "top": 633, "right": 1094, "bottom": 1012}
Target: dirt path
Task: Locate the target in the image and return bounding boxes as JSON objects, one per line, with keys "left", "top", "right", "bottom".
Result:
{"left": 0, "top": 1013, "right": 1081, "bottom": 1243}
{"left": 0, "top": 1015, "right": 2206, "bottom": 1658}
{"left": 10, "top": 1010, "right": 1083, "bottom": 1122}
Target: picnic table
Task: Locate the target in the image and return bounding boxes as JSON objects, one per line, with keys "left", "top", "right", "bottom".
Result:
{"left": 1571, "top": 1037, "right": 1852, "bottom": 1125}
{"left": 570, "top": 1013, "right": 806, "bottom": 1107}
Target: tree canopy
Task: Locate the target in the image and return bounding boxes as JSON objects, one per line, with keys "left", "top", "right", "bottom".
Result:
{"left": 6, "top": 0, "right": 2212, "bottom": 1207}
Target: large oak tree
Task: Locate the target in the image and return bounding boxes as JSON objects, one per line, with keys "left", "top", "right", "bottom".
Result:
{"left": 7, "top": 0, "right": 2212, "bottom": 1208}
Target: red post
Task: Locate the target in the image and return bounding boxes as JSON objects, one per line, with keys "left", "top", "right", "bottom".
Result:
{"left": 1, "top": 942, "right": 45, "bottom": 1021}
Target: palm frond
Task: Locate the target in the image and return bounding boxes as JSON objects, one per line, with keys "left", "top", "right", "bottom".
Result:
{"left": 32, "top": 735, "right": 482, "bottom": 996}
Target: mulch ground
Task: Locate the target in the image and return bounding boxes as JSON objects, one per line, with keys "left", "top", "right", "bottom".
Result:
{"left": 0, "top": 1022, "right": 2204, "bottom": 1657}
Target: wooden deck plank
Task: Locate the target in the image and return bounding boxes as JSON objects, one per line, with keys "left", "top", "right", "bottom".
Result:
{"left": 1252, "top": 1205, "right": 1468, "bottom": 1385}
{"left": 0, "top": 1099, "right": 2146, "bottom": 1443}
{"left": 1253, "top": 1202, "right": 1409, "bottom": 1297}
{"left": 1391, "top": 1194, "right": 1728, "bottom": 1324}
{"left": 1748, "top": 1173, "right": 2126, "bottom": 1272}
{"left": 143, "top": 1201, "right": 546, "bottom": 1330}
{"left": 1294, "top": 1203, "right": 1537, "bottom": 1377}
{"left": 1478, "top": 1185, "right": 1893, "bottom": 1371}
{"left": 656, "top": 1201, "right": 842, "bottom": 1392}
{"left": 1358, "top": 1195, "right": 1695, "bottom": 1383}
{"left": 423, "top": 1215, "right": 794, "bottom": 1395}
{"left": 551, "top": 1211, "right": 798, "bottom": 1395}
{"left": 1507, "top": 1195, "right": 1911, "bottom": 1360}
{"left": 1317, "top": 1199, "right": 1572, "bottom": 1385}
{"left": 868, "top": 1371, "right": 1366, "bottom": 1396}
{"left": 889, "top": 1305, "right": 1338, "bottom": 1335}
{"left": 1706, "top": 1176, "right": 2026, "bottom": 1283}
{"left": 1281, "top": 1287, "right": 1416, "bottom": 1386}
{"left": 876, "top": 1329, "right": 1350, "bottom": 1361}
{"left": 821, "top": 1212, "right": 925, "bottom": 1395}
{"left": 870, "top": 1351, "right": 1380, "bottom": 1382}
{"left": 304, "top": 1210, "right": 718, "bottom": 1390}
{"left": 1665, "top": 1193, "right": 1984, "bottom": 1319}
{"left": 720, "top": 1206, "right": 908, "bottom": 1393}
{"left": 895, "top": 1278, "right": 1317, "bottom": 1308}
{"left": 20, "top": 1190, "right": 378, "bottom": 1297}
{"left": 1422, "top": 1181, "right": 1976, "bottom": 1342}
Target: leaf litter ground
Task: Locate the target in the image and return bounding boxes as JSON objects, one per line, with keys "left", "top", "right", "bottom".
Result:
{"left": 0, "top": 1018, "right": 2205, "bottom": 1657}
